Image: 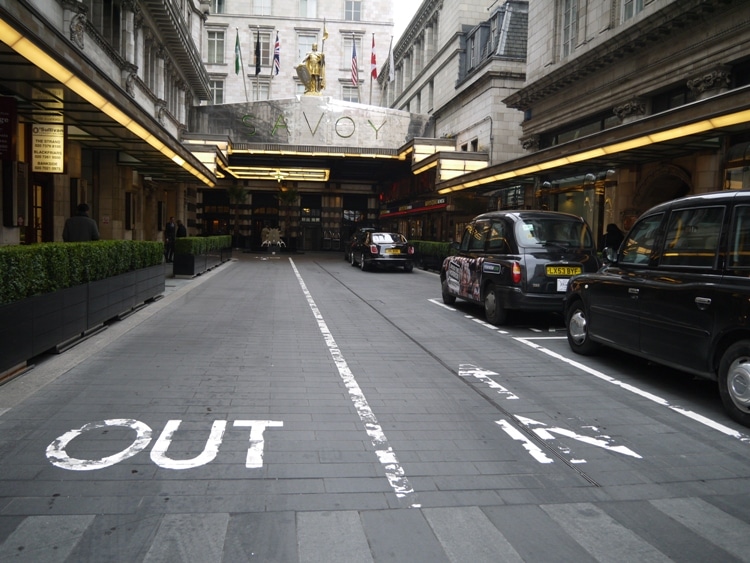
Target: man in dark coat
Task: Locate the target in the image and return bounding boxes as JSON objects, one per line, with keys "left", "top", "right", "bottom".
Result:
{"left": 63, "top": 203, "right": 100, "bottom": 242}
{"left": 164, "top": 217, "right": 176, "bottom": 262}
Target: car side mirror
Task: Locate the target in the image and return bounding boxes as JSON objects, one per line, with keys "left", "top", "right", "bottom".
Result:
{"left": 602, "top": 247, "right": 618, "bottom": 264}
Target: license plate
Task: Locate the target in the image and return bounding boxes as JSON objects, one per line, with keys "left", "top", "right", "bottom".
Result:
{"left": 546, "top": 265, "right": 581, "bottom": 276}
{"left": 385, "top": 248, "right": 401, "bottom": 254}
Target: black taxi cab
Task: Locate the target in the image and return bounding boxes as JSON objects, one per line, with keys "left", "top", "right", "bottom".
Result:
{"left": 440, "top": 211, "right": 599, "bottom": 325}
{"left": 565, "top": 190, "right": 750, "bottom": 427}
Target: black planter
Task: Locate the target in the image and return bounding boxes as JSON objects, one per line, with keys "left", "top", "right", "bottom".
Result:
{"left": 174, "top": 248, "right": 231, "bottom": 277}
{"left": 0, "top": 265, "right": 164, "bottom": 375}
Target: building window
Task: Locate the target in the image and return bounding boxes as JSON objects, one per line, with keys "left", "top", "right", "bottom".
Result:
{"left": 623, "top": 0, "right": 644, "bottom": 21}
{"left": 207, "top": 30, "right": 225, "bottom": 64}
{"left": 251, "top": 82, "right": 271, "bottom": 101}
{"left": 253, "top": 0, "right": 271, "bottom": 15}
{"left": 81, "top": 0, "right": 124, "bottom": 53}
{"left": 211, "top": 0, "right": 225, "bottom": 14}
{"left": 561, "top": 0, "right": 578, "bottom": 58}
{"left": 342, "top": 85, "right": 359, "bottom": 102}
{"left": 209, "top": 80, "right": 224, "bottom": 104}
{"left": 299, "top": 0, "right": 316, "bottom": 17}
{"left": 250, "top": 31, "right": 273, "bottom": 70}
{"left": 298, "top": 34, "right": 317, "bottom": 61}
{"left": 345, "top": 0, "right": 361, "bottom": 21}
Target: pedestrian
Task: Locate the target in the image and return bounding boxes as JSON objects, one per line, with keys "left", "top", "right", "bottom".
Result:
{"left": 176, "top": 219, "right": 187, "bottom": 238}
{"left": 599, "top": 222, "right": 625, "bottom": 252}
{"left": 164, "top": 216, "right": 176, "bottom": 263}
{"left": 63, "top": 203, "right": 100, "bottom": 242}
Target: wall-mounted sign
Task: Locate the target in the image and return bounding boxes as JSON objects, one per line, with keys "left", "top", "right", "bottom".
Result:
{"left": 0, "top": 96, "right": 17, "bottom": 161}
{"left": 32, "top": 123, "right": 65, "bottom": 173}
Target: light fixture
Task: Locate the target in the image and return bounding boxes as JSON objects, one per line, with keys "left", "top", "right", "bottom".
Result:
{"left": 0, "top": 16, "right": 215, "bottom": 187}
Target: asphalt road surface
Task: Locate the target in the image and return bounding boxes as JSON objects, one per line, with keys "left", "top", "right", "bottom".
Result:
{"left": 1, "top": 252, "right": 750, "bottom": 562}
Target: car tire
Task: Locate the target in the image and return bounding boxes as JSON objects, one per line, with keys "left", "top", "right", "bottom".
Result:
{"left": 404, "top": 262, "right": 413, "bottom": 273}
{"left": 718, "top": 341, "right": 750, "bottom": 426}
{"left": 566, "top": 300, "right": 599, "bottom": 355}
{"left": 441, "top": 277, "right": 456, "bottom": 305}
{"left": 484, "top": 283, "right": 508, "bottom": 326}
{"left": 350, "top": 252, "right": 357, "bottom": 267}
{"left": 360, "top": 257, "right": 368, "bottom": 271}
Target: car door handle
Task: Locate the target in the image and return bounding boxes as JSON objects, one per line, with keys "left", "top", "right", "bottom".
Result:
{"left": 628, "top": 288, "right": 639, "bottom": 298}
{"left": 695, "top": 296, "right": 712, "bottom": 310}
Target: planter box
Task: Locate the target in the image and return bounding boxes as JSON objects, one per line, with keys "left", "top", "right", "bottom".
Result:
{"left": 0, "top": 265, "right": 164, "bottom": 375}
{"left": 174, "top": 248, "right": 231, "bottom": 277}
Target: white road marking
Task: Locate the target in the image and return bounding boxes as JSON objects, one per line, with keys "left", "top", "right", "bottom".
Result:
{"left": 515, "top": 337, "right": 750, "bottom": 443}
{"left": 150, "top": 420, "right": 227, "bottom": 470}
{"left": 290, "top": 258, "right": 418, "bottom": 506}
{"left": 46, "top": 419, "right": 283, "bottom": 470}
{"left": 459, "top": 364, "right": 518, "bottom": 399}
{"left": 515, "top": 415, "right": 642, "bottom": 461}
{"left": 495, "top": 419, "right": 554, "bottom": 464}
{"left": 46, "top": 419, "right": 153, "bottom": 471}
{"left": 234, "top": 420, "right": 284, "bottom": 468}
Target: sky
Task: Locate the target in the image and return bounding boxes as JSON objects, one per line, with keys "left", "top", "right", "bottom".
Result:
{"left": 393, "top": 0, "right": 421, "bottom": 42}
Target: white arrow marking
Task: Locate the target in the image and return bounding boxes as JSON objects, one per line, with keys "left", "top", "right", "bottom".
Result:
{"left": 514, "top": 415, "right": 642, "bottom": 462}
{"left": 459, "top": 364, "right": 518, "bottom": 400}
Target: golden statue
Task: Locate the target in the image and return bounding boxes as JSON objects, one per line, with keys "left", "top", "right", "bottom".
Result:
{"left": 296, "top": 43, "right": 325, "bottom": 95}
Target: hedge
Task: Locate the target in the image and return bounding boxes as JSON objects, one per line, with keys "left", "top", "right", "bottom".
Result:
{"left": 0, "top": 240, "right": 163, "bottom": 305}
{"left": 174, "top": 235, "right": 231, "bottom": 256}
{"left": 410, "top": 240, "right": 455, "bottom": 262}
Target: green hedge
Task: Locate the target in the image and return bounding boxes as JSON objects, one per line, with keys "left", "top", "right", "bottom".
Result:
{"left": 410, "top": 240, "right": 455, "bottom": 261}
{"left": 174, "top": 235, "right": 232, "bottom": 256}
{"left": 0, "top": 240, "right": 163, "bottom": 305}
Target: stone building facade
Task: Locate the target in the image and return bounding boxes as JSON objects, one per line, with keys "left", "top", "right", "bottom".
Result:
{"left": 379, "top": 0, "right": 530, "bottom": 241}
{"left": 431, "top": 0, "right": 750, "bottom": 243}
{"left": 0, "top": 0, "right": 216, "bottom": 246}
{"left": 204, "top": 0, "right": 393, "bottom": 106}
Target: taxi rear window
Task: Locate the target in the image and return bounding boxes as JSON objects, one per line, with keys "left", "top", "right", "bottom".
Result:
{"left": 515, "top": 218, "right": 594, "bottom": 249}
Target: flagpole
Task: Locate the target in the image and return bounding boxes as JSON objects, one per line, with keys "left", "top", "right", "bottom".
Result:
{"left": 237, "top": 28, "right": 249, "bottom": 103}
{"left": 369, "top": 33, "right": 374, "bottom": 105}
{"left": 256, "top": 26, "right": 260, "bottom": 101}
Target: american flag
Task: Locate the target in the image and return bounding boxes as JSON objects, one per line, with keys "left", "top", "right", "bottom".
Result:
{"left": 370, "top": 34, "right": 377, "bottom": 79}
{"left": 273, "top": 32, "right": 280, "bottom": 76}
{"left": 351, "top": 39, "right": 358, "bottom": 86}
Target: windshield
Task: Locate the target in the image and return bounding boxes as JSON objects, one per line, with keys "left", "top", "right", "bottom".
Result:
{"left": 514, "top": 217, "right": 594, "bottom": 249}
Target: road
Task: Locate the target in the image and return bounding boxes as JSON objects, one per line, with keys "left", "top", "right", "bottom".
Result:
{"left": 1, "top": 251, "right": 750, "bottom": 562}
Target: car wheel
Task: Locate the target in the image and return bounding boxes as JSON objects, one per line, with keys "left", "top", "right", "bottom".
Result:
{"left": 718, "top": 341, "right": 750, "bottom": 426}
{"left": 360, "top": 257, "right": 368, "bottom": 271}
{"left": 441, "top": 277, "right": 456, "bottom": 305}
{"left": 566, "top": 300, "right": 600, "bottom": 355}
{"left": 350, "top": 252, "right": 357, "bottom": 267}
{"left": 404, "top": 262, "right": 413, "bottom": 273}
{"left": 484, "top": 284, "right": 508, "bottom": 325}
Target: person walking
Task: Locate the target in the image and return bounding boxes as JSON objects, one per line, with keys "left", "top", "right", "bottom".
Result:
{"left": 63, "top": 203, "right": 100, "bottom": 242}
{"left": 164, "top": 216, "right": 176, "bottom": 263}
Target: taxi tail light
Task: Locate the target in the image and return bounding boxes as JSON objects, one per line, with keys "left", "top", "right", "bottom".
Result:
{"left": 370, "top": 244, "right": 379, "bottom": 255}
{"left": 512, "top": 262, "right": 522, "bottom": 284}
{"left": 408, "top": 245, "right": 414, "bottom": 255}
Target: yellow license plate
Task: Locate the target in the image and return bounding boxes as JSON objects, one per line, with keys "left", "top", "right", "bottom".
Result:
{"left": 546, "top": 265, "right": 581, "bottom": 276}
{"left": 385, "top": 248, "right": 401, "bottom": 254}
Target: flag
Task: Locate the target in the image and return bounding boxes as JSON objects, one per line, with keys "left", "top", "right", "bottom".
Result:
{"left": 351, "top": 39, "right": 358, "bottom": 86}
{"left": 322, "top": 19, "right": 329, "bottom": 42}
{"left": 254, "top": 31, "right": 261, "bottom": 75}
{"left": 388, "top": 36, "right": 395, "bottom": 83}
{"left": 273, "top": 32, "right": 280, "bottom": 76}
{"left": 234, "top": 29, "right": 241, "bottom": 75}
{"left": 370, "top": 34, "right": 377, "bottom": 79}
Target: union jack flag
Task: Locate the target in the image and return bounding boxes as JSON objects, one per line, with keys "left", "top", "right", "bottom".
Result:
{"left": 351, "top": 39, "right": 358, "bottom": 86}
{"left": 273, "top": 32, "right": 280, "bottom": 76}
